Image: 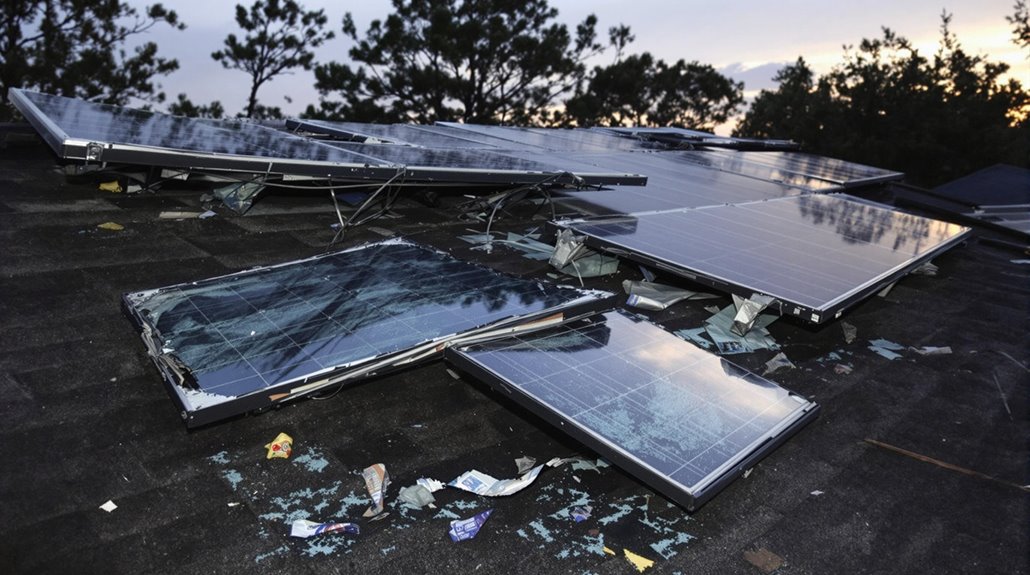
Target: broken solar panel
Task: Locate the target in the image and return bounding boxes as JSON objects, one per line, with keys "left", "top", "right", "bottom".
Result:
{"left": 123, "top": 239, "right": 613, "bottom": 427}
{"left": 9, "top": 89, "right": 644, "bottom": 186}
{"left": 555, "top": 195, "right": 971, "bottom": 323}
{"left": 446, "top": 309, "right": 818, "bottom": 510}
{"left": 679, "top": 149, "right": 904, "bottom": 190}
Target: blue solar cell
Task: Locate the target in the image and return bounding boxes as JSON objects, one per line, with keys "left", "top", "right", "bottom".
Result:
{"left": 446, "top": 310, "right": 818, "bottom": 509}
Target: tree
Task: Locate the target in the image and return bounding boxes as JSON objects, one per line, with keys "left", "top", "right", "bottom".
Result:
{"left": 212, "top": 0, "right": 333, "bottom": 119}
{"left": 563, "top": 55, "right": 743, "bottom": 130}
{"left": 167, "top": 94, "right": 225, "bottom": 119}
{"left": 1008, "top": 0, "right": 1030, "bottom": 51}
{"left": 732, "top": 57, "right": 834, "bottom": 146}
{"left": 734, "top": 13, "right": 1029, "bottom": 187}
{"left": 308, "top": 0, "right": 606, "bottom": 125}
{"left": 0, "top": 1, "right": 184, "bottom": 119}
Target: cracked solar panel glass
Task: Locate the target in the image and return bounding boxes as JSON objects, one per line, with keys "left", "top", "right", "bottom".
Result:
{"left": 549, "top": 151, "right": 804, "bottom": 215}
{"left": 11, "top": 89, "right": 371, "bottom": 165}
{"left": 559, "top": 195, "right": 970, "bottom": 322}
{"left": 287, "top": 119, "right": 504, "bottom": 149}
{"left": 446, "top": 310, "right": 818, "bottom": 509}
{"left": 681, "top": 149, "right": 903, "bottom": 188}
{"left": 123, "top": 240, "right": 609, "bottom": 427}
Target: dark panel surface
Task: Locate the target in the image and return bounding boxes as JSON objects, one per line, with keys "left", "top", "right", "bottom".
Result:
{"left": 13, "top": 89, "right": 371, "bottom": 164}
{"left": 681, "top": 149, "right": 904, "bottom": 188}
{"left": 447, "top": 310, "right": 818, "bottom": 509}
{"left": 287, "top": 119, "right": 504, "bottom": 149}
{"left": 123, "top": 240, "right": 609, "bottom": 425}
{"left": 438, "top": 122, "right": 657, "bottom": 152}
{"left": 552, "top": 151, "right": 804, "bottom": 214}
{"left": 559, "top": 195, "right": 970, "bottom": 320}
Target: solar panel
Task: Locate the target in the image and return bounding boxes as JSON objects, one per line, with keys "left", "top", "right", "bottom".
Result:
{"left": 10, "top": 89, "right": 644, "bottom": 186}
{"left": 680, "top": 149, "right": 904, "bottom": 189}
{"left": 437, "top": 122, "right": 658, "bottom": 152}
{"left": 599, "top": 126, "right": 799, "bottom": 151}
{"left": 123, "top": 239, "right": 613, "bottom": 427}
{"left": 286, "top": 119, "right": 505, "bottom": 149}
{"left": 445, "top": 309, "right": 819, "bottom": 510}
{"left": 318, "top": 142, "right": 647, "bottom": 186}
{"left": 544, "top": 151, "right": 805, "bottom": 214}
{"left": 555, "top": 195, "right": 971, "bottom": 323}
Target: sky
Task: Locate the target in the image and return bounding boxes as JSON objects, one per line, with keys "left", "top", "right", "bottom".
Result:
{"left": 137, "top": 0, "right": 1027, "bottom": 133}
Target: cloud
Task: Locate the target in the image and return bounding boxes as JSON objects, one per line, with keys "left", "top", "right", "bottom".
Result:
{"left": 718, "top": 62, "right": 792, "bottom": 92}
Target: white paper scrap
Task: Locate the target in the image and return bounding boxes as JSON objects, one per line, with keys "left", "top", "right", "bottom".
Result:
{"left": 449, "top": 465, "right": 544, "bottom": 497}
{"left": 99, "top": 500, "right": 118, "bottom": 513}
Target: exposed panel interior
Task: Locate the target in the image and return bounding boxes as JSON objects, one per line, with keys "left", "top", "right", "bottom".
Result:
{"left": 123, "top": 239, "right": 611, "bottom": 427}
{"left": 556, "top": 195, "right": 971, "bottom": 322}
{"left": 446, "top": 310, "right": 819, "bottom": 510}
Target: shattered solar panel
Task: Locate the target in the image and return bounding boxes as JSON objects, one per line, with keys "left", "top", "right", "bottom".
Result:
{"left": 123, "top": 239, "right": 612, "bottom": 427}
{"left": 9, "top": 89, "right": 644, "bottom": 186}
{"left": 680, "top": 149, "right": 903, "bottom": 189}
{"left": 446, "top": 310, "right": 818, "bottom": 510}
{"left": 555, "top": 195, "right": 971, "bottom": 323}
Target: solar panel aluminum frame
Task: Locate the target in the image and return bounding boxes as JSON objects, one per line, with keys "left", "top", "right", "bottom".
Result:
{"left": 444, "top": 313, "right": 820, "bottom": 510}
{"left": 9, "top": 89, "right": 643, "bottom": 187}
{"left": 550, "top": 199, "right": 972, "bottom": 324}
{"left": 121, "top": 241, "right": 616, "bottom": 428}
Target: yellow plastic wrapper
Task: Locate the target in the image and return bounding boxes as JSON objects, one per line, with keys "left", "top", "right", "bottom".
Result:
{"left": 98, "top": 180, "right": 123, "bottom": 193}
{"left": 265, "top": 432, "right": 293, "bottom": 459}
{"left": 97, "top": 222, "right": 125, "bottom": 231}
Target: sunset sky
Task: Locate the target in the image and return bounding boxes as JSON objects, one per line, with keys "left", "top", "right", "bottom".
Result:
{"left": 137, "top": 0, "right": 1027, "bottom": 132}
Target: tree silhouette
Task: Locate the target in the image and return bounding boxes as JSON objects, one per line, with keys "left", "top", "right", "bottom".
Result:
{"left": 0, "top": 0, "right": 184, "bottom": 119}
{"left": 734, "top": 12, "right": 1029, "bottom": 186}
{"left": 1009, "top": 0, "right": 1030, "bottom": 51}
{"left": 168, "top": 93, "right": 225, "bottom": 119}
{"left": 308, "top": 0, "right": 606, "bottom": 125}
{"left": 212, "top": 0, "right": 333, "bottom": 119}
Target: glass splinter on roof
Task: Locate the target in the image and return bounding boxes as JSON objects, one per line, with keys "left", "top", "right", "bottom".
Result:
{"left": 445, "top": 309, "right": 819, "bottom": 510}
{"left": 122, "top": 239, "right": 612, "bottom": 427}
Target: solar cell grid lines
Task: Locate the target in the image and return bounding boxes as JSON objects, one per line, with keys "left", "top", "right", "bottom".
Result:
{"left": 447, "top": 310, "right": 818, "bottom": 509}
{"left": 124, "top": 240, "right": 611, "bottom": 427}
{"left": 557, "top": 195, "right": 971, "bottom": 322}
